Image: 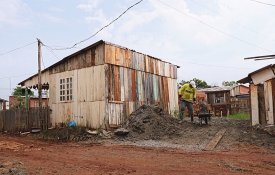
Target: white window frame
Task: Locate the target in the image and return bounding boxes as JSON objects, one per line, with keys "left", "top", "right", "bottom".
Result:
{"left": 60, "top": 77, "right": 73, "bottom": 102}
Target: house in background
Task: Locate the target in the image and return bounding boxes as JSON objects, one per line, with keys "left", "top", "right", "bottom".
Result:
{"left": 200, "top": 87, "right": 232, "bottom": 116}
{"left": 230, "top": 85, "right": 250, "bottom": 114}
{"left": 9, "top": 96, "right": 49, "bottom": 109}
{"left": 19, "top": 40, "right": 179, "bottom": 129}
{"left": 238, "top": 64, "right": 275, "bottom": 126}
{"left": 0, "top": 98, "right": 7, "bottom": 111}
{"left": 198, "top": 84, "right": 250, "bottom": 116}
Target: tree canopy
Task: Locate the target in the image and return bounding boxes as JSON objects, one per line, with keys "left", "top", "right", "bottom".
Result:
{"left": 178, "top": 78, "right": 211, "bottom": 89}
{"left": 11, "top": 86, "right": 34, "bottom": 109}
{"left": 222, "top": 81, "right": 237, "bottom": 87}
{"left": 12, "top": 86, "right": 34, "bottom": 96}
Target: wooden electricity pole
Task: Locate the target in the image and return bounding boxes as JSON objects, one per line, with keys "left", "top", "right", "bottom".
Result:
{"left": 37, "top": 38, "right": 43, "bottom": 129}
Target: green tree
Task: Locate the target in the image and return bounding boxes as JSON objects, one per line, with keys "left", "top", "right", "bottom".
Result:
{"left": 12, "top": 86, "right": 34, "bottom": 109}
{"left": 178, "top": 78, "right": 211, "bottom": 89}
{"left": 222, "top": 81, "right": 236, "bottom": 86}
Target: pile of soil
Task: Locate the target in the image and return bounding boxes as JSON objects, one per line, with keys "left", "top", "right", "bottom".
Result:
{"left": 37, "top": 127, "right": 100, "bottom": 142}
{"left": 123, "top": 105, "right": 181, "bottom": 140}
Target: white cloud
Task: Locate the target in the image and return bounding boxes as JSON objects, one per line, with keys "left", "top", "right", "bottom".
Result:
{"left": 77, "top": 0, "right": 104, "bottom": 12}
{"left": 42, "top": 14, "right": 65, "bottom": 23}
{"left": 0, "top": 0, "right": 30, "bottom": 26}
{"left": 84, "top": 9, "right": 107, "bottom": 24}
{"left": 116, "top": 10, "right": 158, "bottom": 34}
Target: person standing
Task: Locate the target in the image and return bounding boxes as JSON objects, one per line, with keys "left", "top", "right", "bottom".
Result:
{"left": 178, "top": 80, "right": 197, "bottom": 122}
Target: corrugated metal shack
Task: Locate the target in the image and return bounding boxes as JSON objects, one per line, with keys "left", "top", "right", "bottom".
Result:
{"left": 19, "top": 40, "right": 179, "bottom": 128}
{"left": 238, "top": 64, "right": 275, "bottom": 126}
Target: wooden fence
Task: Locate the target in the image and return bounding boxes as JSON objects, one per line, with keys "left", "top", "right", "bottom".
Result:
{"left": 0, "top": 108, "right": 50, "bottom": 132}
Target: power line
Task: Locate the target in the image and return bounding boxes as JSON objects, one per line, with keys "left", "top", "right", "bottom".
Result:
{"left": 247, "top": 0, "right": 275, "bottom": 7}
{"left": 156, "top": 0, "right": 273, "bottom": 53}
{"left": 190, "top": 0, "right": 275, "bottom": 42}
{"left": 43, "top": 45, "right": 60, "bottom": 60}
{"left": 0, "top": 41, "right": 36, "bottom": 57}
{"left": 47, "top": 0, "right": 144, "bottom": 50}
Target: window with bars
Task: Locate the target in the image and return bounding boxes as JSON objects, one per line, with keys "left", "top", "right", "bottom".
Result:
{"left": 60, "top": 77, "right": 73, "bottom": 102}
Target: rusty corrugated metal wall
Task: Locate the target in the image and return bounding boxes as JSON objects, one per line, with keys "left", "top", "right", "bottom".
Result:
{"left": 104, "top": 43, "right": 178, "bottom": 126}
{"left": 19, "top": 41, "right": 179, "bottom": 128}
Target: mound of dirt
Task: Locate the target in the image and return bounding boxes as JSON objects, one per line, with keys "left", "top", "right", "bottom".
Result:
{"left": 124, "top": 105, "right": 180, "bottom": 140}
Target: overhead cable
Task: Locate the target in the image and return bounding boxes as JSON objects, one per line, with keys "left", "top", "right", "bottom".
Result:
{"left": 0, "top": 41, "right": 36, "bottom": 57}
{"left": 247, "top": 0, "right": 275, "bottom": 7}
{"left": 156, "top": 0, "right": 273, "bottom": 53}
{"left": 47, "top": 0, "right": 144, "bottom": 50}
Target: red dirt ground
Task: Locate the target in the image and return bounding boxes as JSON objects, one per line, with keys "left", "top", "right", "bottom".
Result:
{"left": 0, "top": 135, "right": 275, "bottom": 175}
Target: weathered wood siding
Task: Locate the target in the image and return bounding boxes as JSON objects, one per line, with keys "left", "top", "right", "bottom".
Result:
{"left": 22, "top": 70, "right": 50, "bottom": 87}
{"left": 49, "top": 44, "right": 104, "bottom": 74}
{"left": 50, "top": 65, "right": 105, "bottom": 128}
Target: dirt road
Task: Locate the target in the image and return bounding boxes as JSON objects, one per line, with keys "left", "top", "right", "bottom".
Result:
{"left": 0, "top": 135, "right": 275, "bottom": 175}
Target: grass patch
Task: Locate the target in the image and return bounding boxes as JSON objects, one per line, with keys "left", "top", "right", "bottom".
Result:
{"left": 227, "top": 113, "right": 250, "bottom": 120}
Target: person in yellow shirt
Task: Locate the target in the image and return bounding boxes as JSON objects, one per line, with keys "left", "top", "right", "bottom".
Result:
{"left": 178, "top": 81, "right": 196, "bottom": 122}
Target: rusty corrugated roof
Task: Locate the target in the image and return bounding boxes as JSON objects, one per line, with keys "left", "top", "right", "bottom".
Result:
{"left": 19, "top": 40, "right": 179, "bottom": 85}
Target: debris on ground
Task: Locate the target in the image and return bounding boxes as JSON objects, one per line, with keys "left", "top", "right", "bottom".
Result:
{"left": 0, "top": 160, "right": 27, "bottom": 175}
{"left": 85, "top": 129, "right": 98, "bottom": 135}
{"left": 114, "top": 128, "right": 129, "bottom": 136}
{"left": 122, "top": 105, "right": 181, "bottom": 140}
{"left": 254, "top": 124, "right": 275, "bottom": 137}
{"left": 37, "top": 127, "right": 99, "bottom": 142}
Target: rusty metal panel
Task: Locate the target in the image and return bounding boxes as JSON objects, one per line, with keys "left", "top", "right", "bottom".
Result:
{"left": 105, "top": 44, "right": 115, "bottom": 64}
{"left": 131, "top": 52, "right": 136, "bottom": 70}
{"left": 153, "top": 75, "right": 159, "bottom": 102}
{"left": 120, "top": 67, "right": 125, "bottom": 101}
{"left": 115, "top": 47, "right": 123, "bottom": 66}
{"left": 131, "top": 70, "right": 137, "bottom": 101}
{"left": 124, "top": 49, "right": 131, "bottom": 68}
{"left": 145, "top": 55, "right": 149, "bottom": 72}
{"left": 136, "top": 71, "right": 142, "bottom": 101}
{"left": 123, "top": 67, "right": 129, "bottom": 101}
{"left": 114, "top": 66, "right": 121, "bottom": 101}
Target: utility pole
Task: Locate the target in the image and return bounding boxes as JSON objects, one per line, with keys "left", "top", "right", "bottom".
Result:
{"left": 37, "top": 38, "right": 43, "bottom": 129}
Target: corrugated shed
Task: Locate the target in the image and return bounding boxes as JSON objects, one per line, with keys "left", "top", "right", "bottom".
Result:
{"left": 18, "top": 40, "right": 179, "bottom": 128}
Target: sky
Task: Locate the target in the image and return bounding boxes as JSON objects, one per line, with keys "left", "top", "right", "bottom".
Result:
{"left": 0, "top": 0, "right": 275, "bottom": 100}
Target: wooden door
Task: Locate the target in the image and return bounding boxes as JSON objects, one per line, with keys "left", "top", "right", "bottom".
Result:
{"left": 257, "top": 84, "right": 266, "bottom": 125}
